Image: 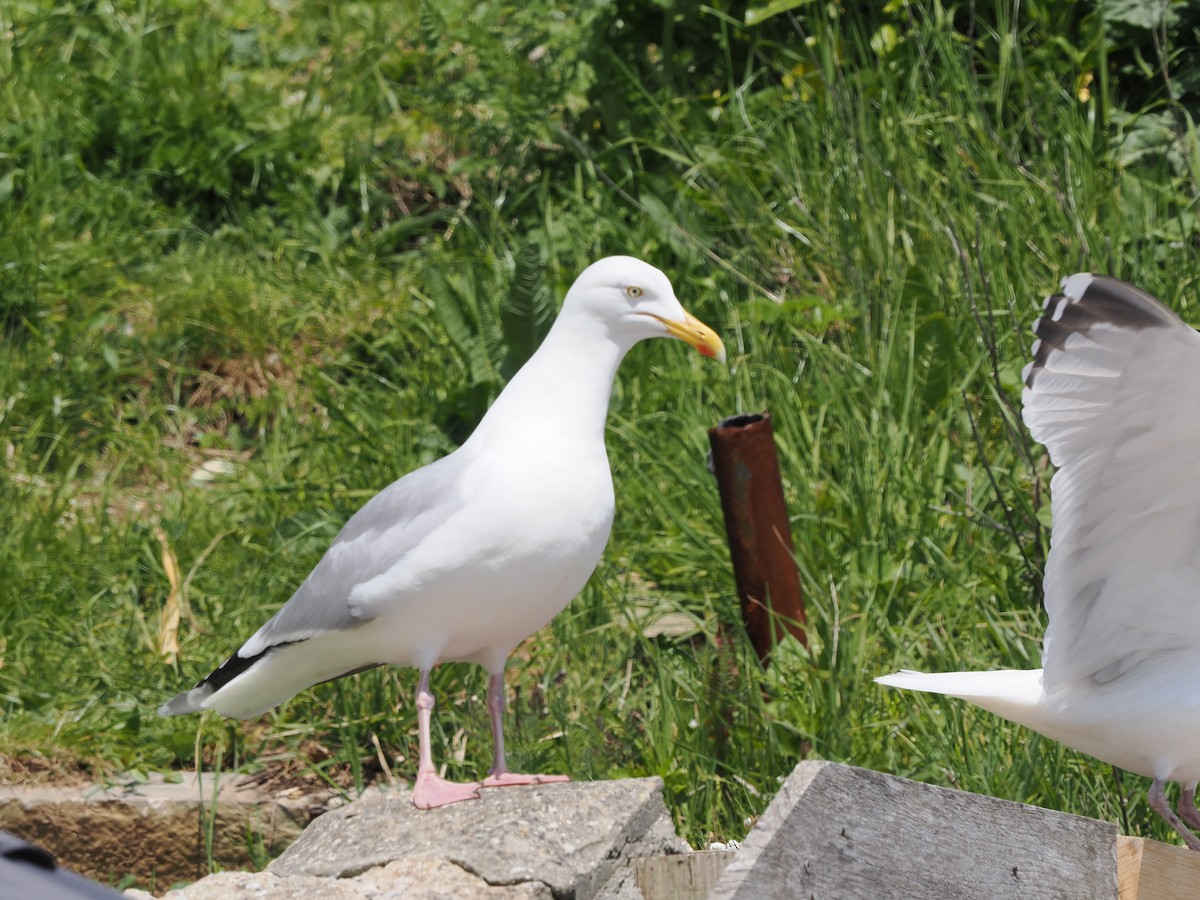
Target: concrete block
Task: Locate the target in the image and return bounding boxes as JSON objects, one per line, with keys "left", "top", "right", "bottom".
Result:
{"left": 269, "top": 778, "right": 686, "bottom": 899}
{"left": 143, "top": 859, "right": 554, "bottom": 899}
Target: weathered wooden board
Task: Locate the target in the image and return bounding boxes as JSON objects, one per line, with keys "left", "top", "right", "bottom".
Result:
{"left": 710, "top": 760, "right": 1122, "bottom": 900}
{"left": 1118, "top": 835, "right": 1200, "bottom": 900}
{"left": 633, "top": 851, "right": 734, "bottom": 900}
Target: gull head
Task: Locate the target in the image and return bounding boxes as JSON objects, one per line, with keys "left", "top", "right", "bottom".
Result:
{"left": 564, "top": 256, "right": 726, "bottom": 363}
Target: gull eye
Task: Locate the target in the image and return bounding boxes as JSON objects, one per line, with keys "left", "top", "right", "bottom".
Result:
{"left": 626, "top": 285, "right": 644, "bottom": 299}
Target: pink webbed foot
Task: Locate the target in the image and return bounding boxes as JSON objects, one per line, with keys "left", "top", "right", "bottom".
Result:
{"left": 481, "top": 771, "right": 571, "bottom": 789}
{"left": 412, "top": 770, "right": 482, "bottom": 809}
{"left": 480, "top": 671, "right": 569, "bottom": 791}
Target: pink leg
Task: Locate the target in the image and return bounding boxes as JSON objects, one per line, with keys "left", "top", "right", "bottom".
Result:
{"left": 481, "top": 671, "right": 569, "bottom": 789}
{"left": 410, "top": 669, "right": 481, "bottom": 809}
{"left": 1149, "top": 777, "right": 1200, "bottom": 851}
{"left": 1178, "top": 783, "right": 1200, "bottom": 831}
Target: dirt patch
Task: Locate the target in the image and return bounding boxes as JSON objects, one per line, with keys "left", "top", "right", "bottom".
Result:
{"left": 0, "top": 753, "right": 95, "bottom": 788}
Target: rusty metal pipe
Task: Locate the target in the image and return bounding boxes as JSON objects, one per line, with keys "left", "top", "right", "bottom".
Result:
{"left": 707, "top": 412, "right": 806, "bottom": 664}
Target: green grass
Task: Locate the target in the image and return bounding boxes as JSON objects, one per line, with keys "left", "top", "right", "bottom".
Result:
{"left": 3, "top": 0, "right": 1200, "bottom": 877}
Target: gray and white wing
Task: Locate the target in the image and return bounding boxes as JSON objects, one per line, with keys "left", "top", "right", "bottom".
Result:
{"left": 1022, "top": 274, "right": 1200, "bottom": 697}
{"left": 239, "top": 449, "right": 469, "bottom": 655}
{"left": 158, "top": 449, "right": 470, "bottom": 714}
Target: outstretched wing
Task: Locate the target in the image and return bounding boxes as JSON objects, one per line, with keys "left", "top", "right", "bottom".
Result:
{"left": 1022, "top": 274, "right": 1200, "bottom": 697}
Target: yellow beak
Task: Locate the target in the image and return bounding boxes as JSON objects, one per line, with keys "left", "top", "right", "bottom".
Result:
{"left": 652, "top": 310, "right": 727, "bottom": 364}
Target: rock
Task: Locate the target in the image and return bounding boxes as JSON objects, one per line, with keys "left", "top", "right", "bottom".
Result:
{"left": 0, "top": 772, "right": 331, "bottom": 888}
{"left": 143, "top": 858, "right": 553, "bottom": 899}
{"left": 711, "top": 760, "right": 1122, "bottom": 900}
{"left": 149, "top": 778, "right": 682, "bottom": 899}
{"left": 269, "top": 778, "right": 683, "bottom": 899}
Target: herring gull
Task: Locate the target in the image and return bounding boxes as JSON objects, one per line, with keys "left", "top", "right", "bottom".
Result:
{"left": 161, "top": 256, "right": 726, "bottom": 809}
{"left": 878, "top": 273, "right": 1200, "bottom": 849}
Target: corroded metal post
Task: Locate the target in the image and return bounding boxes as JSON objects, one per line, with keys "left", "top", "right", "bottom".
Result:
{"left": 708, "top": 413, "right": 806, "bottom": 663}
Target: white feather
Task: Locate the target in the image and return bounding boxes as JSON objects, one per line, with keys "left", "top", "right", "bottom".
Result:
{"left": 879, "top": 274, "right": 1200, "bottom": 792}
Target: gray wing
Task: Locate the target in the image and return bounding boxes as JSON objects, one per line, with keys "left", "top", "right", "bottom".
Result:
{"left": 235, "top": 448, "right": 469, "bottom": 659}
{"left": 1022, "top": 274, "right": 1200, "bottom": 696}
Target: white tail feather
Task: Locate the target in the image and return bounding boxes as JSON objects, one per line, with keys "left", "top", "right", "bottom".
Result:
{"left": 876, "top": 668, "right": 1050, "bottom": 732}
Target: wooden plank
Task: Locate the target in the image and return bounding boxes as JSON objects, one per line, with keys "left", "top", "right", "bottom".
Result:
{"left": 1117, "top": 835, "right": 1200, "bottom": 900}
{"left": 710, "top": 761, "right": 1122, "bottom": 900}
{"left": 1119, "top": 835, "right": 1146, "bottom": 899}
{"left": 634, "top": 851, "right": 735, "bottom": 900}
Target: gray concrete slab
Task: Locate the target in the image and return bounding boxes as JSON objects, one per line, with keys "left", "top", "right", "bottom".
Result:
{"left": 268, "top": 778, "right": 686, "bottom": 899}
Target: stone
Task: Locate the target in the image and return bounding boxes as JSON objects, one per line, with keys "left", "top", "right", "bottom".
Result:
{"left": 270, "top": 778, "right": 686, "bottom": 899}
{"left": 710, "top": 760, "right": 1121, "bottom": 900}
{"left": 0, "top": 772, "right": 331, "bottom": 887}
{"left": 140, "top": 858, "right": 554, "bottom": 899}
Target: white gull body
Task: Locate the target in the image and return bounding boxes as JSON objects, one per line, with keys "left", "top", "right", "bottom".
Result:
{"left": 877, "top": 273, "right": 1200, "bottom": 849}
{"left": 160, "top": 256, "right": 725, "bottom": 808}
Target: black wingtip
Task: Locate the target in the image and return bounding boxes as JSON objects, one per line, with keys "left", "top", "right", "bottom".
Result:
{"left": 1025, "top": 274, "right": 1178, "bottom": 388}
{"left": 196, "top": 640, "right": 303, "bottom": 695}
{"left": 159, "top": 639, "right": 303, "bottom": 716}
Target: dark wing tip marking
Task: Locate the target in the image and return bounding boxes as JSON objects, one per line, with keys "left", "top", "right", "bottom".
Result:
{"left": 193, "top": 640, "right": 380, "bottom": 700}
{"left": 1025, "top": 274, "right": 1177, "bottom": 388}
{"left": 1060, "top": 275, "right": 1177, "bottom": 330}
{"left": 197, "top": 639, "right": 304, "bottom": 694}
